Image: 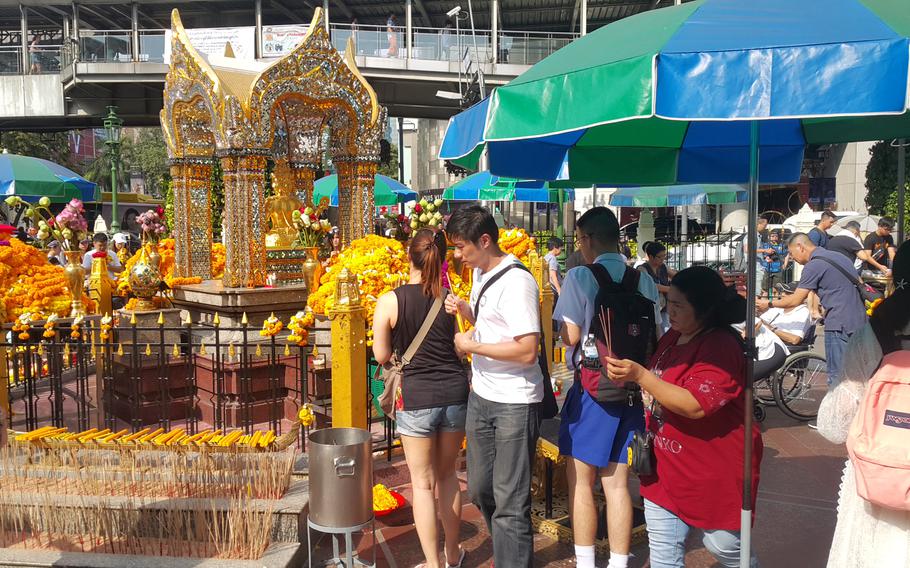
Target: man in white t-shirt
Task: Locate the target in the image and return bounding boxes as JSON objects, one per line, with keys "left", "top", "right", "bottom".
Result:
{"left": 445, "top": 205, "right": 542, "bottom": 568}
{"left": 552, "top": 207, "right": 660, "bottom": 568}
{"left": 82, "top": 232, "right": 123, "bottom": 282}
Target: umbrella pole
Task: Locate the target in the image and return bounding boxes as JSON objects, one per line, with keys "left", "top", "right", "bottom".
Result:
{"left": 741, "top": 121, "right": 759, "bottom": 568}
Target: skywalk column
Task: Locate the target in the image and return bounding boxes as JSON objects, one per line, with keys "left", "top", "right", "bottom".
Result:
{"left": 131, "top": 3, "right": 139, "bottom": 62}
{"left": 406, "top": 0, "right": 413, "bottom": 61}
{"left": 580, "top": 0, "right": 587, "bottom": 35}
{"left": 254, "top": 0, "right": 262, "bottom": 59}
{"left": 20, "top": 5, "right": 28, "bottom": 75}
{"left": 491, "top": 0, "right": 498, "bottom": 64}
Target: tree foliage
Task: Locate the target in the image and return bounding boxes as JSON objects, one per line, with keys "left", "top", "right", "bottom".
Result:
{"left": 865, "top": 140, "right": 910, "bottom": 233}
{"left": 125, "top": 129, "right": 169, "bottom": 197}
{"left": 210, "top": 158, "right": 224, "bottom": 238}
{"left": 377, "top": 143, "right": 400, "bottom": 180}
{"left": 0, "top": 131, "right": 72, "bottom": 166}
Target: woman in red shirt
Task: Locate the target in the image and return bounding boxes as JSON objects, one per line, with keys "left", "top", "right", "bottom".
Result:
{"left": 607, "top": 266, "right": 762, "bottom": 567}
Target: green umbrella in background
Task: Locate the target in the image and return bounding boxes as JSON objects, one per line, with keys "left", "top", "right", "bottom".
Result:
{"left": 0, "top": 152, "right": 99, "bottom": 203}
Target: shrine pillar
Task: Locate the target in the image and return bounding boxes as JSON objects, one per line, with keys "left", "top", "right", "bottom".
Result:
{"left": 335, "top": 160, "right": 377, "bottom": 247}
{"left": 290, "top": 162, "right": 317, "bottom": 205}
{"left": 220, "top": 151, "right": 269, "bottom": 288}
{"left": 170, "top": 158, "right": 214, "bottom": 279}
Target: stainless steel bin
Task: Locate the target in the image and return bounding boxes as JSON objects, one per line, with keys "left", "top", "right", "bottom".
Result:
{"left": 308, "top": 427, "right": 373, "bottom": 528}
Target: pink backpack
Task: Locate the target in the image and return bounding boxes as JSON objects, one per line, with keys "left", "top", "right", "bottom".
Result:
{"left": 846, "top": 350, "right": 910, "bottom": 511}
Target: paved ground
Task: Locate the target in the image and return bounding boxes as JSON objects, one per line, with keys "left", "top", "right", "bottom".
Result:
{"left": 310, "top": 367, "right": 847, "bottom": 568}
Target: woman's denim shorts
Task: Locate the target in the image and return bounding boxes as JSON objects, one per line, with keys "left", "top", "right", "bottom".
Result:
{"left": 396, "top": 403, "right": 467, "bottom": 437}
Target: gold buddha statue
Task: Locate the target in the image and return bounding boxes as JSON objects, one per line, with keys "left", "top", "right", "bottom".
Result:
{"left": 265, "top": 160, "right": 304, "bottom": 248}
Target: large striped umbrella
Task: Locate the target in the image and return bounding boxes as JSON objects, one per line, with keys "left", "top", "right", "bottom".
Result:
{"left": 609, "top": 184, "right": 748, "bottom": 207}
{"left": 440, "top": 0, "right": 910, "bottom": 186}
{"left": 313, "top": 174, "right": 417, "bottom": 207}
{"left": 0, "top": 153, "right": 99, "bottom": 203}
{"left": 439, "top": 2, "right": 910, "bottom": 563}
{"left": 443, "top": 171, "right": 575, "bottom": 203}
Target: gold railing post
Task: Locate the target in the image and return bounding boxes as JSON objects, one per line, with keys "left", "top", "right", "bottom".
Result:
{"left": 328, "top": 267, "right": 367, "bottom": 429}
{"left": 528, "top": 250, "right": 555, "bottom": 373}
{"left": 89, "top": 258, "right": 112, "bottom": 316}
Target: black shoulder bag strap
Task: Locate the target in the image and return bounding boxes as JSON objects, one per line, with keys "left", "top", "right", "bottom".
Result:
{"left": 815, "top": 256, "right": 869, "bottom": 301}
{"left": 472, "top": 261, "right": 558, "bottom": 419}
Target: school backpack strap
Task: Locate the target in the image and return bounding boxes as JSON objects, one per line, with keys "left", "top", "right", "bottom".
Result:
{"left": 585, "top": 262, "right": 618, "bottom": 291}
{"left": 620, "top": 265, "right": 642, "bottom": 293}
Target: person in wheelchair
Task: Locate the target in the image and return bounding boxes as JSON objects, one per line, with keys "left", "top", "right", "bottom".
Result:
{"left": 748, "top": 281, "right": 814, "bottom": 380}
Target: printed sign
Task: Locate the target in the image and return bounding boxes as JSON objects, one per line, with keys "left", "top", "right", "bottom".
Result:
{"left": 164, "top": 26, "right": 256, "bottom": 63}
{"left": 262, "top": 25, "right": 309, "bottom": 58}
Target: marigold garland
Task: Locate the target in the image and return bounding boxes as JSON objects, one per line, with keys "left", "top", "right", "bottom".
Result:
{"left": 1, "top": 238, "right": 94, "bottom": 322}
{"left": 306, "top": 235, "right": 409, "bottom": 336}
{"left": 498, "top": 228, "right": 535, "bottom": 266}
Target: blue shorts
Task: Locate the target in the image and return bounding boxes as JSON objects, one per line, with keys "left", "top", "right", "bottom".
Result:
{"left": 396, "top": 403, "right": 467, "bottom": 437}
{"left": 558, "top": 383, "right": 645, "bottom": 467}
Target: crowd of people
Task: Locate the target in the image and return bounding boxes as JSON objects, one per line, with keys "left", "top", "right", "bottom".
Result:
{"left": 370, "top": 204, "right": 907, "bottom": 568}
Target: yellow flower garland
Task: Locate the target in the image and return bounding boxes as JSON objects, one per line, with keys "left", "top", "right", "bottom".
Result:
{"left": 307, "top": 235, "right": 409, "bottom": 335}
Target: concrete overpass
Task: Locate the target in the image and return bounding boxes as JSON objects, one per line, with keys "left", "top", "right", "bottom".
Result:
{"left": 0, "top": 20, "right": 580, "bottom": 129}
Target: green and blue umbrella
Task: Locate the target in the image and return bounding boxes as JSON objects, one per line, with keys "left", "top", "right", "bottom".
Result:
{"left": 443, "top": 171, "right": 575, "bottom": 203}
{"left": 313, "top": 174, "right": 417, "bottom": 207}
{"left": 440, "top": 0, "right": 910, "bottom": 186}
{"left": 0, "top": 153, "right": 99, "bottom": 203}
{"left": 609, "top": 184, "right": 747, "bottom": 207}
{"left": 439, "top": 1, "right": 910, "bottom": 558}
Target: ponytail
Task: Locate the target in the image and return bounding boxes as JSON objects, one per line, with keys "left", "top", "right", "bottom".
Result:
{"left": 408, "top": 228, "right": 444, "bottom": 298}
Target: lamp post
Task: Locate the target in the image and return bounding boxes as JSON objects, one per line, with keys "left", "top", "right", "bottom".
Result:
{"left": 103, "top": 105, "right": 123, "bottom": 234}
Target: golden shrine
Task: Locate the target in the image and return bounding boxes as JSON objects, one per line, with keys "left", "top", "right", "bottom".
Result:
{"left": 161, "top": 7, "right": 386, "bottom": 288}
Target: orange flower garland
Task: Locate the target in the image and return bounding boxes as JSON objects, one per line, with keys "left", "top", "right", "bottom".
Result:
{"left": 1, "top": 238, "right": 94, "bottom": 322}
{"left": 498, "top": 228, "right": 535, "bottom": 266}
{"left": 306, "top": 235, "right": 409, "bottom": 334}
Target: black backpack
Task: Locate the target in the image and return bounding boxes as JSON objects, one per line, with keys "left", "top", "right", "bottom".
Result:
{"left": 574, "top": 263, "right": 657, "bottom": 404}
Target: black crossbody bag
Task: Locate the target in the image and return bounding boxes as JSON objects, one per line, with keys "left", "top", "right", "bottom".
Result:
{"left": 472, "top": 263, "right": 559, "bottom": 419}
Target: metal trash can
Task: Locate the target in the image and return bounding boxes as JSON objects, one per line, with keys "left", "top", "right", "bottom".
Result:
{"left": 308, "top": 427, "right": 373, "bottom": 528}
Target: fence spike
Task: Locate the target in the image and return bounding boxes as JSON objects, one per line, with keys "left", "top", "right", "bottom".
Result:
{"left": 199, "top": 343, "right": 207, "bottom": 356}
{"left": 173, "top": 343, "right": 180, "bottom": 358}
{"left": 283, "top": 344, "right": 290, "bottom": 356}
{"left": 145, "top": 344, "right": 152, "bottom": 357}
{"left": 129, "top": 312, "right": 137, "bottom": 325}
{"left": 241, "top": 312, "right": 249, "bottom": 325}
{"left": 229, "top": 344, "right": 236, "bottom": 358}
{"left": 157, "top": 312, "right": 165, "bottom": 326}
{"left": 117, "top": 343, "right": 124, "bottom": 357}
{"left": 213, "top": 313, "right": 221, "bottom": 326}
{"left": 255, "top": 344, "right": 262, "bottom": 357}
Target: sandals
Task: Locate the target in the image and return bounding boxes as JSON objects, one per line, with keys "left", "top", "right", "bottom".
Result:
{"left": 446, "top": 548, "right": 466, "bottom": 568}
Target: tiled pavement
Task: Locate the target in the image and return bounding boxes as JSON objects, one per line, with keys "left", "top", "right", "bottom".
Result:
{"left": 309, "top": 364, "right": 848, "bottom": 568}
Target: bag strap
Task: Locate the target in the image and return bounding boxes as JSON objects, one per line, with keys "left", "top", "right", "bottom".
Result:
{"left": 815, "top": 256, "right": 865, "bottom": 298}
{"left": 473, "top": 263, "right": 523, "bottom": 315}
{"left": 401, "top": 290, "right": 446, "bottom": 365}
{"left": 620, "top": 265, "right": 642, "bottom": 293}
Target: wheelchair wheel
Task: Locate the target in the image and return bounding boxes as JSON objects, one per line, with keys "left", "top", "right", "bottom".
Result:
{"left": 753, "top": 378, "right": 776, "bottom": 405}
{"left": 753, "top": 402, "right": 766, "bottom": 422}
{"left": 773, "top": 352, "right": 828, "bottom": 421}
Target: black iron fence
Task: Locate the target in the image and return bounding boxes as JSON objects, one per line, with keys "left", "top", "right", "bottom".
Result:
{"left": 2, "top": 316, "right": 397, "bottom": 455}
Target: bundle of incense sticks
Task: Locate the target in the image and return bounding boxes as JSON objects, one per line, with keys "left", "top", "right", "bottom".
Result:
{"left": 599, "top": 305, "right": 614, "bottom": 358}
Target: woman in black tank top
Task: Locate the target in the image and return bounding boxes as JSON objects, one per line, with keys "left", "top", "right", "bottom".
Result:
{"left": 372, "top": 229, "right": 468, "bottom": 568}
